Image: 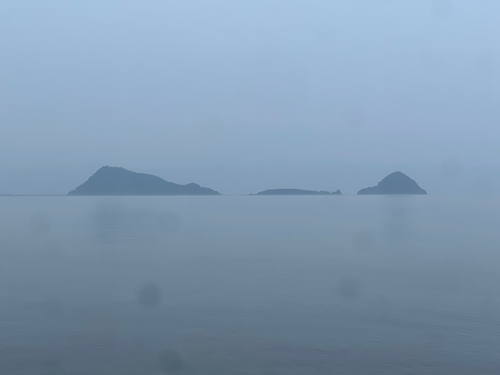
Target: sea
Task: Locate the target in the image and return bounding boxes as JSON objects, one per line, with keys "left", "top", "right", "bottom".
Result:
{"left": 0, "top": 195, "right": 499, "bottom": 374}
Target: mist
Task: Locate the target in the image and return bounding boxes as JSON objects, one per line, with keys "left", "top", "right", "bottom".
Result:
{"left": 1, "top": 0, "right": 499, "bottom": 194}
{"left": 1, "top": 1, "right": 500, "bottom": 374}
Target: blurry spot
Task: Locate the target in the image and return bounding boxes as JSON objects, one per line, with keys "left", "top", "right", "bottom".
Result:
{"left": 90, "top": 317, "right": 118, "bottom": 340}
{"left": 40, "top": 358, "right": 63, "bottom": 375}
{"left": 159, "top": 349, "right": 184, "bottom": 373}
{"left": 352, "top": 228, "right": 376, "bottom": 252}
{"left": 477, "top": 50, "right": 498, "bottom": 76}
{"left": 432, "top": 0, "right": 453, "bottom": 19}
{"left": 138, "top": 283, "right": 162, "bottom": 308}
{"left": 439, "top": 159, "right": 465, "bottom": 180}
{"left": 343, "top": 107, "right": 366, "bottom": 129}
{"left": 337, "top": 276, "right": 361, "bottom": 299}
{"left": 28, "top": 214, "right": 51, "bottom": 236}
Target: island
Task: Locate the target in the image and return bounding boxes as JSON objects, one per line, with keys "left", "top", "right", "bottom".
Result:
{"left": 68, "top": 166, "right": 220, "bottom": 196}
{"left": 254, "top": 188, "right": 341, "bottom": 195}
{"left": 357, "top": 171, "right": 427, "bottom": 195}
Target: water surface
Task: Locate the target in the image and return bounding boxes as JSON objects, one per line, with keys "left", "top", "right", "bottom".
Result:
{"left": 0, "top": 195, "right": 499, "bottom": 373}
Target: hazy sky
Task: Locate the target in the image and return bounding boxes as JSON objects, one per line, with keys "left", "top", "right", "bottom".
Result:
{"left": 1, "top": 0, "right": 499, "bottom": 194}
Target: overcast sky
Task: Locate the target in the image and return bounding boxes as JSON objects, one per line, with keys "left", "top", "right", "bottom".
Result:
{"left": 1, "top": 0, "right": 499, "bottom": 194}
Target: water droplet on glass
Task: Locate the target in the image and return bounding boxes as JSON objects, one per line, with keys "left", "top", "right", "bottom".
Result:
{"left": 159, "top": 349, "right": 184, "bottom": 373}
{"left": 138, "top": 283, "right": 162, "bottom": 308}
{"left": 40, "top": 358, "right": 63, "bottom": 375}
{"left": 337, "top": 276, "right": 362, "bottom": 299}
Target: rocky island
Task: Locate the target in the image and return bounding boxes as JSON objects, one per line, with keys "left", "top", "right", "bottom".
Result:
{"left": 68, "top": 166, "right": 220, "bottom": 196}
{"left": 255, "top": 188, "right": 341, "bottom": 195}
{"left": 357, "top": 171, "right": 427, "bottom": 195}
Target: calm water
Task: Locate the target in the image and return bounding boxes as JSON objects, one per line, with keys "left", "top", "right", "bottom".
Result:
{"left": 0, "top": 195, "right": 499, "bottom": 374}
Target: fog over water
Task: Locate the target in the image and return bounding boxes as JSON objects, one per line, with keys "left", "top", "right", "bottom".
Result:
{"left": 1, "top": 195, "right": 500, "bottom": 373}
{"left": 1, "top": 1, "right": 500, "bottom": 373}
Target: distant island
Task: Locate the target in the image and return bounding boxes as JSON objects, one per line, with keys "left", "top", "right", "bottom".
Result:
{"left": 68, "top": 166, "right": 220, "bottom": 196}
{"left": 357, "top": 171, "right": 427, "bottom": 195}
{"left": 255, "top": 188, "right": 341, "bottom": 196}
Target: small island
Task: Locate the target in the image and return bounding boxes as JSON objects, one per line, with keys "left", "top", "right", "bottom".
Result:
{"left": 68, "top": 166, "right": 220, "bottom": 196}
{"left": 255, "top": 188, "right": 341, "bottom": 196}
{"left": 357, "top": 171, "right": 427, "bottom": 195}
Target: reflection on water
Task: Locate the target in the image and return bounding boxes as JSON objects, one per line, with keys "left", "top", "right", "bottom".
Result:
{"left": 382, "top": 197, "right": 413, "bottom": 250}
{"left": 89, "top": 200, "right": 180, "bottom": 245}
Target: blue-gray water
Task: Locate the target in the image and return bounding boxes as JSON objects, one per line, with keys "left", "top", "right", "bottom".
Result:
{"left": 1, "top": 195, "right": 499, "bottom": 374}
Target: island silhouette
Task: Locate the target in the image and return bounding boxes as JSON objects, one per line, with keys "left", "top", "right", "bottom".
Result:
{"left": 68, "top": 166, "right": 220, "bottom": 196}
{"left": 65, "top": 166, "right": 427, "bottom": 196}
{"left": 357, "top": 171, "right": 427, "bottom": 195}
{"left": 254, "top": 188, "right": 341, "bottom": 195}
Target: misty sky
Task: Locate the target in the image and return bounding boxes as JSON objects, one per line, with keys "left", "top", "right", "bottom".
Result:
{"left": 1, "top": 0, "right": 499, "bottom": 194}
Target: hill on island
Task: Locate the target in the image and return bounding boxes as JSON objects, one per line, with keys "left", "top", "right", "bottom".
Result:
{"left": 255, "top": 188, "right": 341, "bottom": 196}
{"left": 68, "top": 166, "right": 220, "bottom": 196}
{"left": 357, "top": 171, "right": 427, "bottom": 195}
